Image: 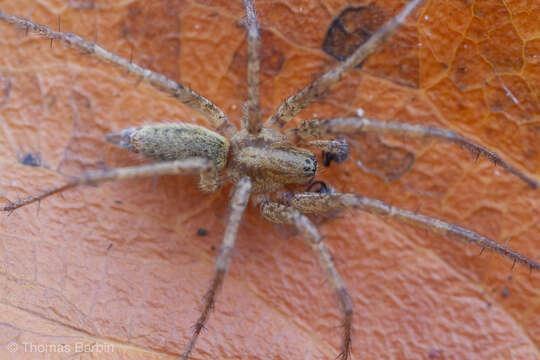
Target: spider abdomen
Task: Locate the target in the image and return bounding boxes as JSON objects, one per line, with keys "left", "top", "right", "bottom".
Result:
{"left": 108, "top": 123, "right": 230, "bottom": 170}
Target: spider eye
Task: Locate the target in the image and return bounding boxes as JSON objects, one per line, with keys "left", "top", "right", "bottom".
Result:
{"left": 303, "top": 155, "right": 317, "bottom": 176}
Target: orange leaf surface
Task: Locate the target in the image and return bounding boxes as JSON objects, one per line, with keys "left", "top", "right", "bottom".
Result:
{"left": 0, "top": 0, "right": 539, "bottom": 359}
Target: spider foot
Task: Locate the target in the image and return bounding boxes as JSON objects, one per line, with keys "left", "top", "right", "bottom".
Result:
{"left": 1, "top": 198, "right": 20, "bottom": 214}
{"left": 335, "top": 346, "right": 352, "bottom": 360}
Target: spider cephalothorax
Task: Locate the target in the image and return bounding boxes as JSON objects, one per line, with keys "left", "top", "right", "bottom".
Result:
{"left": 228, "top": 128, "right": 318, "bottom": 192}
{"left": 0, "top": 0, "right": 538, "bottom": 359}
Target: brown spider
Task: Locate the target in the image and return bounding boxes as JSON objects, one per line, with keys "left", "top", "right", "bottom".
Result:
{"left": 0, "top": 0, "right": 539, "bottom": 358}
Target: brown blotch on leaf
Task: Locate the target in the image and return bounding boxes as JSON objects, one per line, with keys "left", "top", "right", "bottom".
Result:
{"left": 122, "top": 0, "right": 184, "bottom": 81}
{"left": 322, "top": 5, "right": 420, "bottom": 88}
{"left": 322, "top": 5, "right": 386, "bottom": 63}
{"left": 353, "top": 133, "right": 415, "bottom": 182}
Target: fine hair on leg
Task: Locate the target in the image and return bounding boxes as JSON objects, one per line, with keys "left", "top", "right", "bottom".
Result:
{"left": 0, "top": 10, "right": 237, "bottom": 138}
{"left": 182, "top": 177, "right": 252, "bottom": 360}
{"left": 243, "top": 0, "right": 262, "bottom": 134}
{"left": 261, "top": 201, "right": 353, "bottom": 359}
{"left": 289, "top": 192, "right": 540, "bottom": 270}
{"left": 265, "top": 0, "right": 427, "bottom": 129}
{"left": 293, "top": 117, "right": 538, "bottom": 188}
{"left": 1, "top": 159, "right": 210, "bottom": 212}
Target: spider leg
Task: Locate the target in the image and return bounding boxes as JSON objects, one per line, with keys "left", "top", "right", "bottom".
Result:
{"left": 182, "top": 177, "right": 252, "bottom": 360}
{"left": 261, "top": 201, "right": 353, "bottom": 360}
{"left": 0, "top": 10, "right": 237, "bottom": 138}
{"left": 289, "top": 192, "right": 540, "bottom": 270}
{"left": 293, "top": 117, "right": 538, "bottom": 188}
{"left": 265, "top": 0, "right": 426, "bottom": 129}
{"left": 243, "top": 0, "right": 262, "bottom": 134}
{"left": 1, "top": 159, "right": 210, "bottom": 212}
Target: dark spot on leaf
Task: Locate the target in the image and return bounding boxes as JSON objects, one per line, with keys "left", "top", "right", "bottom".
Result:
{"left": 323, "top": 4, "right": 420, "bottom": 88}
{"left": 323, "top": 5, "right": 387, "bottom": 66}
{"left": 21, "top": 152, "right": 41, "bottom": 167}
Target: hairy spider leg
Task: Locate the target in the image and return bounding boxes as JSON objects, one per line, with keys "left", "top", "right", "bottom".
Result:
{"left": 244, "top": 0, "right": 262, "bottom": 135}
{"left": 261, "top": 201, "right": 354, "bottom": 360}
{"left": 0, "top": 10, "right": 237, "bottom": 138}
{"left": 289, "top": 192, "right": 540, "bottom": 271}
{"left": 1, "top": 159, "right": 210, "bottom": 213}
{"left": 182, "top": 177, "right": 252, "bottom": 360}
{"left": 265, "top": 0, "right": 427, "bottom": 129}
{"left": 293, "top": 117, "right": 538, "bottom": 189}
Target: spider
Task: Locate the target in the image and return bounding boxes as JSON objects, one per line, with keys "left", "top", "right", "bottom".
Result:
{"left": 0, "top": 0, "right": 539, "bottom": 359}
